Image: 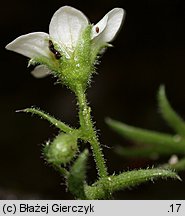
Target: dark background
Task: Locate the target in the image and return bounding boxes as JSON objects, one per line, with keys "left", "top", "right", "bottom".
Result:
{"left": 1, "top": 0, "right": 185, "bottom": 199}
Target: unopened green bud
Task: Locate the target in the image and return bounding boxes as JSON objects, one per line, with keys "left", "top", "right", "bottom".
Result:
{"left": 44, "top": 133, "right": 78, "bottom": 165}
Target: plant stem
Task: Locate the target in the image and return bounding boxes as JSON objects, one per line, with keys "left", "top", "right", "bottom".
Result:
{"left": 75, "top": 84, "right": 108, "bottom": 178}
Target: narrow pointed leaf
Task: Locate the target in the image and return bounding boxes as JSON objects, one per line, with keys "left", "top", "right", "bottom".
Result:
{"left": 115, "top": 146, "right": 174, "bottom": 159}
{"left": 53, "top": 165, "right": 69, "bottom": 177}
{"left": 158, "top": 85, "right": 185, "bottom": 137}
{"left": 68, "top": 149, "right": 88, "bottom": 199}
{"left": 85, "top": 168, "right": 179, "bottom": 199}
{"left": 106, "top": 118, "right": 185, "bottom": 153}
{"left": 17, "top": 107, "right": 72, "bottom": 133}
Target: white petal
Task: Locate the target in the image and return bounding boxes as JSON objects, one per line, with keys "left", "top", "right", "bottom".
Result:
{"left": 6, "top": 32, "right": 50, "bottom": 59}
{"left": 49, "top": 6, "right": 89, "bottom": 50}
{"left": 93, "top": 8, "right": 125, "bottom": 46}
{"left": 31, "top": 65, "right": 51, "bottom": 78}
{"left": 91, "top": 14, "right": 108, "bottom": 39}
{"left": 168, "top": 155, "right": 178, "bottom": 165}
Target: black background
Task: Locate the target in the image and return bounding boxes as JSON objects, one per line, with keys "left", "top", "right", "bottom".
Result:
{"left": 1, "top": 0, "right": 185, "bottom": 199}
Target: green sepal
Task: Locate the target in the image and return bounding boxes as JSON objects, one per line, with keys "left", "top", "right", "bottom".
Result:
{"left": 85, "top": 168, "right": 180, "bottom": 199}
{"left": 17, "top": 107, "right": 73, "bottom": 133}
{"left": 158, "top": 85, "right": 185, "bottom": 137}
{"left": 106, "top": 118, "right": 185, "bottom": 154}
{"left": 29, "top": 55, "right": 61, "bottom": 78}
{"left": 68, "top": 149, "right": 89, "bottom": 200}
{"left": 58, "top": 25, "right": 94, "bottom": 93}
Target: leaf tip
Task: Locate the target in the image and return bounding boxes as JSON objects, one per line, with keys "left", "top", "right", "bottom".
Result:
{"left": 105, "top": 117, "right": 112, "bottom": 124}
{"left": 15, "top": 109, "right": 27, "bottom": 113}
{"left": 158, "top": 84, "right": 166, "bottom": 100}
{"left": 176, "top": 174, "right": 182, "bottom": 181}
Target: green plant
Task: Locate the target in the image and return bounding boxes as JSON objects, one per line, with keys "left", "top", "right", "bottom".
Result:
{"left": 6, "top": 6, "right": 180, "bottom": 199}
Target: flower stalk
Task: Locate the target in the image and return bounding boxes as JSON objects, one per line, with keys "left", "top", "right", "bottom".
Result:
{"left": 76, "top": 84, "right": 108, "bottom": 178}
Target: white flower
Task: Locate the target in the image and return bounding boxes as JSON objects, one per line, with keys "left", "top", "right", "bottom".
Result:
{"left": 6, "top": 6, "right": 125, "bottom": 78}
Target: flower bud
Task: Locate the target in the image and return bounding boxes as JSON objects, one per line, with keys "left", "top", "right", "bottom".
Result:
{"left": 44, "top": 133, "right": 78, "bottom": 165}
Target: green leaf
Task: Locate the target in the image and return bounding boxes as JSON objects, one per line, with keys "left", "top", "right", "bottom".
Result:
{"left": 158, "top": 85, "right": 185, "bottom": 137}
{"left": 68, "top": 149, "right": 89, "bottom": 199}
{"left": 115, "top": 146, "right": 173, "bottom": 159}
{"left": 106, "top": 118, "right": 185, "bottom": 154}
{"left": 53, "top": 165, "right": 69, "bottom": 177}
{"left": 17, "top": 107, "right": 73, "bottom": 133}
{"left": 85, "top": 168, "right": 180, "bottom": 199}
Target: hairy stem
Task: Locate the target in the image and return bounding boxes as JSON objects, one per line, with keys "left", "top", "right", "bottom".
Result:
{"left": 75, "top": 85, "right": 108, "bottom": 178}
